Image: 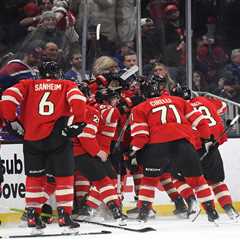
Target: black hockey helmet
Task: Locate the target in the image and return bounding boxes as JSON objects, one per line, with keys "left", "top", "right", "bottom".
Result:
{"left": 95, "top": 88, "right": 118, "bottom": 104}
{"left": 141, "top": 79, "right": 161, "bottom": 98}
{"left": 170, "top": 84, "right": 191, "bottom": 100}
{"left": 78, "top": 81, "right": 91, "bottom": 97}
{"left": 39, "top": 61, "right": 60, "bottom": 79}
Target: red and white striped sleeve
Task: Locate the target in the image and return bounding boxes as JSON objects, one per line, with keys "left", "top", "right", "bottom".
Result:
{"left": 78, "top": 106, "right": 101, "bottom": 156}
{"left": 66, "top": 83, "right": 87, "bottom": 123}
{"left": 130, "top": 104, "right": 150, "bottom": 150}
{"left": 184, "top": 102, "right": 210, "bottom": 139}
{"left": 100, "top": 107, "right": 120, "bottom": 138}
{"left": 1, "top": 82, "right": 26, "bottom": 121}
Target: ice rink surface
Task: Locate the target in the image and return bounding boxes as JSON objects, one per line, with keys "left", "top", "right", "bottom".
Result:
{"left": 1, "top": 214, "right": 240, "bottom": 240}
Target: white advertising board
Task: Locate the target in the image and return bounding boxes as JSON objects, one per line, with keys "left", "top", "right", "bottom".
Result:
{"left": 0, "top": 144, "right": 25, "bottom": 213}
{"left": 1, "top": 139, "right": 240, "bottom": 213}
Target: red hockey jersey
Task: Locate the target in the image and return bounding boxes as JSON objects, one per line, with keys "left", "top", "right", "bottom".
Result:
{"left": 189, "top": 96, "right": 227, "bottom": 149}
{"left": 1, "top": 79, "right": 86, "bottom": 141}
{"left": 130, "top": 95, "right": 210, "bottom": 150}
{"left": 73, "top": 105, "right": 101, "bottom": 157}
{"left": 206, "top": 97, "right": 227, "bottom": 115}
{"left": 95, "top": 103, "right": 120, "bottom": 154}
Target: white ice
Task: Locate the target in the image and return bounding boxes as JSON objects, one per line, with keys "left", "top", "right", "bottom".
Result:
{"left": 1, "top": 214, "right": 240, "bottom": 240}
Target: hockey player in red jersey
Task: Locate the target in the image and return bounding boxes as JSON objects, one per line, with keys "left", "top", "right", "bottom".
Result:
{"left": 172, "top": 85, "right": 239, "bottom": 220}
{"left": 74, "top": 87, "right": 122, "bottom": 218}
{"left": 128, "top": 80, "right": 219, "bottom": 222}
{"left": 1, "top": 61, "right": 87, "bottom": 229}
{"left": 72, "top": 98, "right": 125, "bottom": 222}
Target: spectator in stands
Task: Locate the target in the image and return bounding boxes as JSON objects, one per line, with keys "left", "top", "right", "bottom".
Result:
{"left": 42, "top": 42, "right": 59, "bottom": 62}
{"left": 141, "top": 18, "right": 163, "bottom": 64}
{"left": 0, "top": 42, "right": 43, "bottom": 93}
{"left": 89, "top": 56, "right": 119, "bottom": 94}
{"left": 19, "top": 0, "right": 54, "bottom": 33}
{"left": 150, "top": 62, "right": 175, "bottom": 91}
{"left": 211, "top": 72, "right": 231, "bottom": 96}
{"left": 219, "top": 79, "right": 240, "bottom": 103}
{"left": 19, "top": 2, "right": 41, "bottom": 32}
{"left": 21, "top": 11, "right": 66, "bottom": 53}
{"left": 224, "top": 49, "right": 240, "bottom": 85}
{"left": 113, "top": 43, "right": 130, "bottom": 69}
{"left": 52, "top": 0, "right": 79, "bottom": 44}
{"left": 192, "top": 70, "right": 209, "bottom": 92}
{"left": 164, "top": 4, "right": 185, "bottom": 66}
{"left": 123, "top": 50, "right": 138, "bottom": 69}
{"left": 64, "top": 51, "right": 90, "bottom": 84}
{"left": 77, "top": 0, "right": 136, "bottom": 44}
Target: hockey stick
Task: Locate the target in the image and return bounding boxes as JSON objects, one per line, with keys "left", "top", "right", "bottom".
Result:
{"left": 0, "top": 230, "right": 111, "bottom": 238}
{"left": 200, "top": 114, "right": 240, "bottom": 161}
{"left": 75, "top": 219, "right": 156, "bottom": 233}
{"left": 2, "top": 205, "right": 156, "bottom": 233}
{"left": 112, "top": 115, "right": 131, "bottom": 202}
{"left": 0, "top": 205, "right": 58, "bottom": 218}
{"left": 96, "top": 23, "right": 101, "bottom": 41}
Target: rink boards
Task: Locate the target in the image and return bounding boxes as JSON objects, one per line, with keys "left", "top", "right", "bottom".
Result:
{"left": 1, "top": 139, "right": 240, "bottom": 223}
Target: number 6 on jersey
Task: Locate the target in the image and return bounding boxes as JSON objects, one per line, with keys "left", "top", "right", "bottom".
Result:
{"left": 39, "top": 92, "right": 54, "bottom": 116}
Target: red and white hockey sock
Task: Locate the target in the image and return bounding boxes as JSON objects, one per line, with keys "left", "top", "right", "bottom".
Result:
{"left": 25, "top": 176, "right": 45, "bottom": 214}
{"left": 55, "top": 176, "right": 74, "bottom": 214}
{"left": 172, "top": 178, "right": 195, "bottom": 200}
{"left": 85, "top": 186, "right": 102, "bottom": 209}
{"left": 209, "top": 181, "right": 233, "bottom": 208}
{"left": 132, "top": 166, "right": 144, "bottom": 198}
{"left": 74, "top": 172, "right": 90, "bottom": 202}
{"left": 185, "top": 176, "right": 214, "bottom": 208}
{"left": 159, "top": 172, "right": 180, "bottom": 201}
{"left": 92, "top": 176, "right": 120, "bottom": 207}
{"left": 137, "top": 176, "right": 158, "bottom": 208}
{"left": 42, "top": 176, "right": 56, "bottom": 205}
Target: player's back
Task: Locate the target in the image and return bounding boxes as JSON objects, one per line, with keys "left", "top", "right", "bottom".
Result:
{"left": 23, "top": 79, "right": 83, "bottom": 140}
{"left": 132, "top": 95, "right": 199, "bottom": 144}
{"left": 3, "top": 79, "right": 85, "bottom": 141}
{"left": 190, "top": 96, "right": 226, "bottom": 144}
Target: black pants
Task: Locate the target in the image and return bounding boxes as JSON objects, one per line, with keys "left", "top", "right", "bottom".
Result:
{"left": 75, "top": 154, "right": 116, "bottom": 181}
{"left": 23, "top": 118, "right": 74, "bottom": 177}
{"left": 139, "top": 139, "right": 202, "bottom": 178}
{"left": 198, "top": 147, "right": 225, "bottom": 182}
{"left": 109, "top": 141, "right": 127, "bottom": 176}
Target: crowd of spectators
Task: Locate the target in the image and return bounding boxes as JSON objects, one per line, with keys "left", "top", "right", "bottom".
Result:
{"left": 1, "top": 0, "right": 240, "bottom": 104}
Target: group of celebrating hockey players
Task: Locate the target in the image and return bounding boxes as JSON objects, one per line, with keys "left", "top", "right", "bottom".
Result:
{"left": 0, "top": 53, "right": 239, "bottom": 231}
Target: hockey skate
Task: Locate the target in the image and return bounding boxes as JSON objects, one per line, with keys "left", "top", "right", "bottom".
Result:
{"left": 127, "top": 206, "right": 156, "bottom": 219}
{"left": 137, "top": 201, "right": 152, "bottom": 222}
{"left": 41, "top": 204, "right": 54, "bottom": 224}
{"left": 26, "top": 207, "right": 46, "bottom": 230}
{"left": 173, "top": 196, "right": 188, "bottom": 219}
{"left": 107, "top": 201, "right": 127, "bottom": 225}
{"left": 57, "top": 207, "right": 80, "bottom": 229}
{"left": 223, "top": 204, "right": 239, "bottom": 222}
{"left": 203, "top": 201, "right": 219, "bottom": 224}
{"left": 186, "top": 196, "right": 201, "bottom": 221}
{"left": 75, "top": 205, "right": 98, "bottom": 221}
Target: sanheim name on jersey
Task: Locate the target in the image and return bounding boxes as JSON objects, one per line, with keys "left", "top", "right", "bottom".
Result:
{"left": 35, "top": 83, "right": 62, "bottom": 91}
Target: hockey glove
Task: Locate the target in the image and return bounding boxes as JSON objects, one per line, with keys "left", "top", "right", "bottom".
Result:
{"left": 201, "top": 135, "right": 218, "bottom": 154}
{"left": 96, "top": 150, "right": 108, "bottom": 162}
{"left": 125, "top": 149, "right": 138, "bottom": 173}
{"left": 62, "top": 122, "right": 86, "bottom": 137}
{"left": 7, "top": 120, "right": 24, "bottom": 137}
